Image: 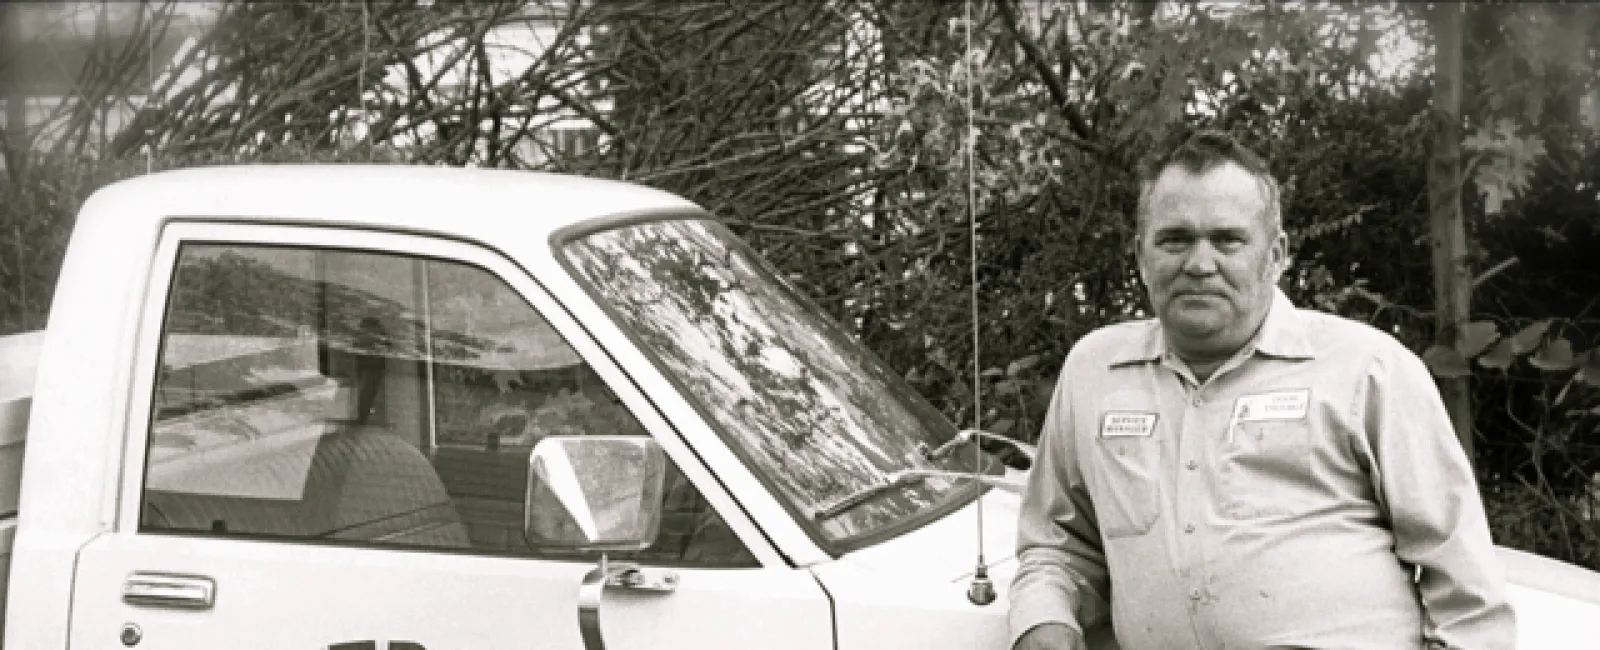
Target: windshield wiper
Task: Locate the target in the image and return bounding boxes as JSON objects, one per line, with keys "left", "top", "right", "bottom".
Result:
{"left": 809, "top": 469, "right": 1024, "bottom": 522}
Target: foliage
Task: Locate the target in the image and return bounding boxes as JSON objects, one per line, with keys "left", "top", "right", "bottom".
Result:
{"left": 4, "top": 0, "right": 1599, "bottom": 568}
{"left": 0, "top": 141, "right": 409, "bottom": 334}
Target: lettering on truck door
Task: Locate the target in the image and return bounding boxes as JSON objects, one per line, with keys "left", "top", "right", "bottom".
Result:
{"left": 67, "top": 222, "right": 831, "bottom": 650}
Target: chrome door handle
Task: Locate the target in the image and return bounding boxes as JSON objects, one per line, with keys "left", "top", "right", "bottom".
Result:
{"left": 124, "top": 572, "right": 216, "bottom": 610}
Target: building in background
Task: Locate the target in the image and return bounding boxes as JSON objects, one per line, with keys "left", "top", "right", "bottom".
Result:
{"left": 0, "top": 2, "right": 220, "bottom": 173}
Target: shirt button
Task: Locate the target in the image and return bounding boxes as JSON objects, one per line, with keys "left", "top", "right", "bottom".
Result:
{"left": 1189, "top": 588, "right": 1202, "bottom": 601}
{"left": 1185, "top": 460, "right": 1198, "bottom": 470}
{"left": 1184, "top": 524, "right": 1195, "bottom": 533}
{"left": 1191, "top": 396, "right": 1203, "bottom": 407}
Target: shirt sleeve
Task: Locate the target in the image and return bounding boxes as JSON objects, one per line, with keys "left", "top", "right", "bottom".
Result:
{"left": 1008, "top": 358, "right": 1111, "bottom": 648}
{"left": 1363, "top": 348, "right": 1517, "bottom": 649}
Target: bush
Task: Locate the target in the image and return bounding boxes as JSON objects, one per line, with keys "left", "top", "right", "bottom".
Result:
{"left": 0, "top": 143, "right": 410, "bottom": 335}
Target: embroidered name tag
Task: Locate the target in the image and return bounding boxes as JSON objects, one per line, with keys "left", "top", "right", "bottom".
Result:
{"left": 1232, "top": 389, "right": 1311, "bottom": 422}
{"left": 1100, "top": 412, "right": 1158, "bottom": 438}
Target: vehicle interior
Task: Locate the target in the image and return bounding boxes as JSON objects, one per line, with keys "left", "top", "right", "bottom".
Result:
{"left": 139, "top": 245, "right": 754, "bottom": 568}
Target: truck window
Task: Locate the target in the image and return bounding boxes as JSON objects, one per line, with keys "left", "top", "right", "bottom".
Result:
{"left": 140, "top": 242, "right": 755, "bottom": 568}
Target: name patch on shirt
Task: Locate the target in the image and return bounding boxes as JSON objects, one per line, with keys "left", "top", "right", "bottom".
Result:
{"left": 1100, "top": 412, "right": 1158, "bottom": 438}
{"left": 1232, "top": 389, "right": 1311, "bottom": 423}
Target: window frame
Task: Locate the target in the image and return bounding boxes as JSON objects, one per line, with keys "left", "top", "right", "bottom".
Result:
{"left": 120, "top": 220, "right": 772, "bottom": 568}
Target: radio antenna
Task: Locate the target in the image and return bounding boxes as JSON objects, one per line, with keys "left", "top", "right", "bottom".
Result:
{"left": 962, "top": 0, "right": 996, "bottom": 608}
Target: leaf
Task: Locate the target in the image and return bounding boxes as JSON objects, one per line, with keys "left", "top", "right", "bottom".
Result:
{"left": 1424, "top": 345, "right": 1472, "bottom": 378}
{"left": 1478, "top": 338, "right": 1515, "bottom": 370}
{"left": 994, "top": 379, "right": 1022, "bottom": 396}
{"left": 1582, "top": 92, "right": 1600, "bottom": 133}
{"left": 1006, "top": 354, "right": 1044, "bottom": 377}
{"left": 1578, "top": 349, "right": 1600, "bottom": 386}
{"left": 981, "top": 367, "right": 1005, "bottom": 378}
{"left": 1530, "top": 337, "right": 1575, "bottom": 372}
{"left": 1511, "top": 320, "right": 1552, "bottom": 354}
{"left": 1456, "top": 321, "right": 1500, "bottom": 358}
{"left": 1466, "top": 120, "right": 1546, "bottom": 217}
{"left": 988, "top": 419, "right": 1016, "bottom": 435}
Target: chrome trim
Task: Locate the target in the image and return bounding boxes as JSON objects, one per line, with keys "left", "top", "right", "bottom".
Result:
{"left": 123, "top": 572, "right": 215, "bottom": 610}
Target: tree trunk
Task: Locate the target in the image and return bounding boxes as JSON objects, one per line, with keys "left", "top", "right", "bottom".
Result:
{"left": 1428, "top": 3, "right": 1474, "bottom": 465}
{"left": 2, "top": 2, "right": 28, "bottom": 180}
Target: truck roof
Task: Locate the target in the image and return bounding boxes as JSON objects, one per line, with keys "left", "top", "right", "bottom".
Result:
{"left": 86, "top": 164, "right": 704, "bottom": 242}
{"left": 4, "top": 166, "right": 705, "bottom": 517}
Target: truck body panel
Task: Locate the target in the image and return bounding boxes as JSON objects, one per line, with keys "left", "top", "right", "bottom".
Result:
{"left": 1, "top": 165, "right": 1598, "bottom": 649}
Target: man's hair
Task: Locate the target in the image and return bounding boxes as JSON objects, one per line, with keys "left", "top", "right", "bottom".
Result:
{"left": 1135, "top": 130, "right": 1282, "bottom": 238}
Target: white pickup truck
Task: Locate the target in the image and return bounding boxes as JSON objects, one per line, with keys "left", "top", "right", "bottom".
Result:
{"left": 1, "top": 165, "right": 1597, "bottom": 650}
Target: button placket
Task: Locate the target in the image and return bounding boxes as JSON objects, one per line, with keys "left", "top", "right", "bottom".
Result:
{"left": 1172, "top": 390, "right": 1210, "bottom": 583}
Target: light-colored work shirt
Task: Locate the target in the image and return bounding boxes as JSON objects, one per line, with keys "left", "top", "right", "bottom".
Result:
{"left": 1009, "top": 289, "right": 1515, "bottom": 649}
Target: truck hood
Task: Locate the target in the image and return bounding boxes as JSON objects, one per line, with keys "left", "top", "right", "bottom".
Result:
{"left": 835, "top": 478, "right": 1023, "bottom": 587}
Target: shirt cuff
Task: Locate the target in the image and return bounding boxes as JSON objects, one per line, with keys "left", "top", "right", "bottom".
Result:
{"left": 1008, "top": 586, "right": 1084, "bottom": 648}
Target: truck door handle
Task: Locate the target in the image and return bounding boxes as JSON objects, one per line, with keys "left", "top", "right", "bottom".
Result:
{"left": 123, "top": 572, "right": 216, "bottom": 610}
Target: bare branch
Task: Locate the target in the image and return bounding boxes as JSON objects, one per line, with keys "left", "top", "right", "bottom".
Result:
{"left": 995, "top": 0, "right": 1093, "bottom": 142}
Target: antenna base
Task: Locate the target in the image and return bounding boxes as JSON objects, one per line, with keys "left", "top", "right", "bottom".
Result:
{"left": 966, "top": 568, "right": 997, "bottom": 606}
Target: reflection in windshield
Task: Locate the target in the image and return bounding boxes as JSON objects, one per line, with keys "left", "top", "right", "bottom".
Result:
{"left": 563, "top": 218, "right": 989, "bottom": 545}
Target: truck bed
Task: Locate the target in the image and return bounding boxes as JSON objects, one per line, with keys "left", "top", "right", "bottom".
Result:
{"left": 0, "top": 330, "right": 41, "bottom": 641}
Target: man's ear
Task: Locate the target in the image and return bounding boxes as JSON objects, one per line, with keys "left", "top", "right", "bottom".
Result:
{"left": 1269, "top": 230, "right": 1290, "bottom": 279}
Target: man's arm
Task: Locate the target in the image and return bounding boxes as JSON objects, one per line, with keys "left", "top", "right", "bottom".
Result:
{"left": 1364, "top": 348, "right": 1516, "bottom": 649}
{"left": 1009, "top": 362, "right": 1111, "bottom": 649}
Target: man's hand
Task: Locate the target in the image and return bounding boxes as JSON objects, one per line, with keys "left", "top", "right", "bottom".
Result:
{"left": 1014, "top": 622, "right": 1086, "bottom": 650}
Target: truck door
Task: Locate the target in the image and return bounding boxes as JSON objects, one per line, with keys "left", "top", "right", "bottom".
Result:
{"left": 68, "top": 222, "right": 832, "bottom": 650}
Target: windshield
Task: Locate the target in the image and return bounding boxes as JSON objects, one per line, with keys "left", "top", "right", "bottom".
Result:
{"left": 560, "top": 216, "right": 996, "bottom": 549}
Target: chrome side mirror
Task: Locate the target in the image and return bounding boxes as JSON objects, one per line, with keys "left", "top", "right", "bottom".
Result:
{"left": 523, "top": 435, "right": 667, "bottom": 553}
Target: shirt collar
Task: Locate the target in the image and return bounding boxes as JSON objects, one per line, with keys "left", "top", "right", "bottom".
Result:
{"left": 1253, "top": 288, "right": 1317, "bottom": 360}
{"left": 1107, "top": 287, "right": 1315, "bottom": 367}
{"left": 1108, "top": 319, "right": 1166, "bottom": 367}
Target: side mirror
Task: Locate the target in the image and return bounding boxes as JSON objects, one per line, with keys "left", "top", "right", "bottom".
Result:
{"left": 524, "top": 435, "right": 667, "bottom": 553}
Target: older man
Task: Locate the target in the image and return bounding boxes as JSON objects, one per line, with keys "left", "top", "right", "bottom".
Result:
{"left": 1009, "top": 131, "right": 1515, "bottom": 649}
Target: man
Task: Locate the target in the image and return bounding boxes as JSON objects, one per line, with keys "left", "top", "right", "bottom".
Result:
{"left": 1009, "top": 131, "right": 1515, "bottom": 649}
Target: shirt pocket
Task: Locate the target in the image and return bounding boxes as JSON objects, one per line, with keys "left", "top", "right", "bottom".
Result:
{"left": 1220, "top": 418, "right": 1312, "bottom": 519}
{"left": 1089, "top": 435, "right": 1162, "bottom": 538}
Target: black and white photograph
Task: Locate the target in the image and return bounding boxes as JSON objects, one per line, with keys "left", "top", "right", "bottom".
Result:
{"left": 2, "top": 2, "right": 1598, "bottom": 648}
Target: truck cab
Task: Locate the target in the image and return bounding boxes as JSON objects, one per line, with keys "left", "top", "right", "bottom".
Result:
{"left": 4, "top": 166, "right": 1031, "bottom": 650}
{"left": 2, "top": 165, "right": 1597, "bottom": 649}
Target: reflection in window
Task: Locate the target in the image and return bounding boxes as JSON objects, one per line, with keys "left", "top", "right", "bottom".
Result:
{"left": 563, "top": 219, "right": 989, "bottom": 545}
{"left": 142, "top": 242, "right": 755, "bottom": 567}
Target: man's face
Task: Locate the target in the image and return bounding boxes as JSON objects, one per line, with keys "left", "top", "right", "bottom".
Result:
{"left": 1136, "top": 161, "right": 1286, "bottom": 360}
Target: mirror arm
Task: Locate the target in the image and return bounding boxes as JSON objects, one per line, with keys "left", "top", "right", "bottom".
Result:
{"left": 920, "top": 429, "right": 1037, "bottom": 464}
{"left": 578, "top": 555, "right": 615, "bottom": 650}
{"left": 890, "top": 468, "right": 1025, "bottom": 495}
{"left": 578, "top": 554, "right": 679, "bottom": 650}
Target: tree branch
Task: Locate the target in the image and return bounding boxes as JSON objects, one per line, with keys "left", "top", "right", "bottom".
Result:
{"left": 995, "top": 0, "right": 1093, "bottom": 141}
